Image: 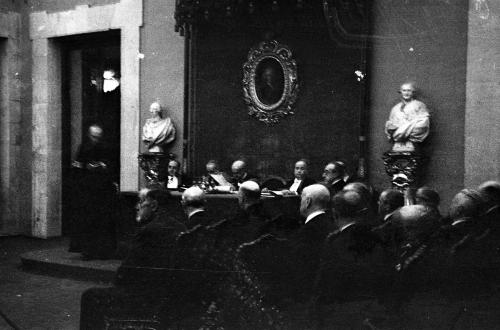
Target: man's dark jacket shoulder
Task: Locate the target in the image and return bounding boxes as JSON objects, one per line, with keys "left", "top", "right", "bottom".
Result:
{"left": 121, "top": 215, "right": 186, "bottom": 269}
{"left": 185, "top": 210, "right": 213, "bottom": 229}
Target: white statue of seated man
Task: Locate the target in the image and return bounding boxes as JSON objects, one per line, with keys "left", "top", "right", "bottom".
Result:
{"left": 385, "top": 82, "right": 430, "bottom": 152}
{"left": 142, "top": 101, "right": 176, "bottom": 153}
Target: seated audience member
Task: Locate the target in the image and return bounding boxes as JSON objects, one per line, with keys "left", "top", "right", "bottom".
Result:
{"left": 181, "top": 186, "right": 212, "bottom": 229}
{"left": 478, "top": 180, "right": 500, "bottom": 227}
{"left": 336, "top": 160, "right": 353, "bottom": 184}
{"left": 320, "top": 161, "right": 346, "bottom": 196}
{"left": 292, "top": 184, "right": 334, "bottom": 300}
{"left": 447, "top": 188, "right": 486, "bottom": 230}
{"left": 415, "top": 186, "right": 442, "bottom": 218}
{"left": 230, "top": 159, "right": 257, "bottom": 189}
{"left": 284, "top": 159, "right": 315, "bottom": 195}
{"left": 331, "top": 190, "right": 368, "bottom": 231}
{"left": 166, "top": 159, "right": 191, "bottom": 189}
{"left": 121, "top": 188, "right": 186, "bottom": 269}
{"left": 215, "top": 181, "right": 269, "bottom": 250}
{"left": 80, "top": 189, "right": 186, "bottom": 330}
{"left": 378, "top": 189, "right": 404, "bottom": 222}
{"left": 312, "top": 191, "right": 386, "bottom": 305}
{"left": 433, "top": 189, "right": 493, "bottom": 301}
{"left": 382, "top": 205, "right": 441, "bottom": 311}
{"left": 343, "top": 181, "right": 374, "bottom": 220}
{"left": 478, "top": 180, "right": 500, "bottom": 211}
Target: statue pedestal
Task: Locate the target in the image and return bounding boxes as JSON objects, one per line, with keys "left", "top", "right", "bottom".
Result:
{"left": 138, "top": 152, "right": 175, "bottom": 187}
{"left": 382, "top": 151, "right": 425, "bottom": 204}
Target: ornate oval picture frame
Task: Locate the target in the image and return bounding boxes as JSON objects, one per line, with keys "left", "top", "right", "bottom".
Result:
{"left": 243, "top": 40, "right": 299, "bottom": 125}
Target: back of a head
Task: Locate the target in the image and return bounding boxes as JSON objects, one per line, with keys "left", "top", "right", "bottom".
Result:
{"left": 392, "top": 204, "right": 439, "bottom": 244}
{"left": 239, "top": 180, "right": 261, "bottom": 202}
{"left": 478, "top": 181, "right": 500, "bottom": 207}
{"left": 232, "top": 159, "right": 246, "bottom": 172}
{"left": 303, "top": 184, "right": 330, "bottom": 210}
{"left": 182, "top": 186, "right": 206, "bottom": 208}
{"left": 333, "top": 161, "right": 346, "bottom": 176}
{"left": 449, "top": 188, "right": 485, "bottom": 221}
{"left": 380, "top": 189, "right": 404, "bottom": 213}
{"left": 343, "top": 182, "right": 372, "bottom": 207}
{"left": 332, "top": 190, "right": 363, "bottom": 219}
{"left": 145, "top": 189, "right": 171, "bottom": 209}
{"left": 416, "top": 186, "right": 440, "bottom": 208}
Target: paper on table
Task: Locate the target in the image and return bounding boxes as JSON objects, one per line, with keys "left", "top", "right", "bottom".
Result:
{"left": 210, "top": 173, "right": 232, "bottom": 186}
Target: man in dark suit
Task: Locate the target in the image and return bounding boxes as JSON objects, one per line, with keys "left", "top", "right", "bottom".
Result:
{"left": 181, "top": 186, "right": 212, "bottom": 229}
{"left": 121, "top": 188, "right": 186, "bottom": 269}
{"left": 80, "top": 189, "right": 186, "bottom": 329}
{"left": 320, "top": 161, "right": 346, "bottom": 197}
{"left": 378, "top": 189, "right": 404, "bottom": 222}
{"left": 313, "top": 190, "right": 386, "bottom": 310}
{"left": 166, "top": 159, "right": 191, "bottom": 189}
{"left": 229, "top": 159, "right": 257, "bottom": 189}
{"left": 292, "top": 184, "right": 335, "bottom": 300}
{"left": 285, "top": 159, "right": 315, "bottom": 195}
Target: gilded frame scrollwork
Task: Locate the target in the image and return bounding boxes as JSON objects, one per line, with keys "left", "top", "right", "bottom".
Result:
{"left": 243, "top": 40, "right": 299, "bottom": 125}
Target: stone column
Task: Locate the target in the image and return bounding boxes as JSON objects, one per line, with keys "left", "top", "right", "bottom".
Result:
{"left": 464, "top": 0, "right": 500, "bottom": 187}
{"left": 31, "top": 38, "right": 62, "bottom": 237}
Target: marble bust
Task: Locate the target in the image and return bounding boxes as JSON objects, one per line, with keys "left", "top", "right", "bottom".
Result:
{"left": 142, "top": 102, "right": 176, "bottom": 153}
{"left": 385, "top": 82, "right": 430, "bottom": 152}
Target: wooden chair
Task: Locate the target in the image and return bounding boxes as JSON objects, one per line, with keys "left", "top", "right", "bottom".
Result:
{"left": 260, "top": 175, "right": 287, "bottom": 191}
{"left": 236, "top": 234, "right": 294, "bottom": 305}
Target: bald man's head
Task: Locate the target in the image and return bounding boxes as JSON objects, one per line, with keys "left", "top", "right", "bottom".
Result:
{"left": 300, "top": 184, "right": 330, "bottom": 217}
{"left": 238, "top": 180, "right": 261, "bottom": 209}
{"left": 332, "top": 190, "right": 364, "bottom": 219}
{"left": 88, "top": 124, "right": 103, "bottom": 143}
{"left": 231, "top": 160, "right": 247, "bottom": 179}
{"left": 449, "top": 189, "right": 485, "bottom": 221}
{"left": 392, "top": 204, "right": 439, "bottom": 245}
{"left": 181, "top": 186, "right": 206, "bottom": 210}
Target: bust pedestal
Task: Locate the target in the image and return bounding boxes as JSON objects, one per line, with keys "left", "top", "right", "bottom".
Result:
{"left": 382, "top": 151, "right": 425, "bottom": 204}
{"left": 138, "top": 152, "right": 175, "bottom": 187}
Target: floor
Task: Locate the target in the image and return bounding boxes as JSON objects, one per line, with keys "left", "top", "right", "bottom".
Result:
{"left": 0, "top": 236, "right": 109, "bottom": 330}
{"left": 2, "top": 236, "right": 500, "bottom": 329}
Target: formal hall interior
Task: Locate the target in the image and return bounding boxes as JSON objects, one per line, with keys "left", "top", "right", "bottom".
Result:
{"left": 0, "top": 0, "right": 499, "bottom": 328}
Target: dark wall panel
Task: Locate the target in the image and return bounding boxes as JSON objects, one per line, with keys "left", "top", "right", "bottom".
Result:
{"left": 192, "top": 27, "right": 366, "bottom": 181}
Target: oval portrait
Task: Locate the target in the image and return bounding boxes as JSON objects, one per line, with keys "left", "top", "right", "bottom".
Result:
{"left": 255, "top": 57, "right": 285, "bottom": 106}
{"left": 243, "top": 40, "right": 298, "bottom": 124}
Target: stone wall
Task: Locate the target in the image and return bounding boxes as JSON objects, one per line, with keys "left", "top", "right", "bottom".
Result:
{"left": 367, "top": 1, "right": 470, "bottom": 210}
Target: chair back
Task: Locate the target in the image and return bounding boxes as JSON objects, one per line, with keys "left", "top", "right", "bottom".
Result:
{"left": 260, "top": 176, "right": 287, "bottom": 191}
{"left": 236, "top": 234, "right": 294, "bottom": 303}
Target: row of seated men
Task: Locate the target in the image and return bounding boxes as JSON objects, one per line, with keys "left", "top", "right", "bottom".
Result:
{"left": 166, "top": 158, "right": 350, "bottom": 196}
{"left": 80, "top": 179, "right": 500, "bottom": 329}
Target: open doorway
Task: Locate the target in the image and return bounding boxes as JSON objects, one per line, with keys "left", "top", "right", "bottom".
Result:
{"left": 60, "top": 30, "right": 121, "bottom": 235}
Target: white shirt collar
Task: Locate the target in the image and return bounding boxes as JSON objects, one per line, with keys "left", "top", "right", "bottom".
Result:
{"left": 332, "top": 178, "right": 342, "bottom": 185}
{"left": 451, "top": 218, "right": 469, "bottom": 227}
{"left": 340, "top": 222, "right": 356, "bottom": 232}
{"left": 188, "top": 209, "right": 204, "bottom": 219}
{"left": 167, "top": 175, "right": 179, "bottom": 188}
{"left": 305, "top": 210, "right": 326, "bottom": 224}
{"left": 384, "top": 211, "right": 395, "bottom": 222}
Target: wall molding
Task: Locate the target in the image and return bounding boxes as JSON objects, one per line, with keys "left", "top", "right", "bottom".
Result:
{"left": 29, "top": 0, "right": 143, "bottom": 238}
{"left": 0, "top": 11, "right": 22, "bottom": 235}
